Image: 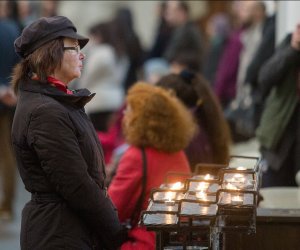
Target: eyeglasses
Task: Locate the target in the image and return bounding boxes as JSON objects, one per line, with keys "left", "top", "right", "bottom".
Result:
{"left": 63, "top": 45, "right": 81, "bottom": 54}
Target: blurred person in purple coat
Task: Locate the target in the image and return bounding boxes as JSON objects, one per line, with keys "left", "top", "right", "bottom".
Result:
{"left": 213, "top": 1, "right": 247, "bottom": 109}
{"left": 203, "top": 13, "right": 231, "bottom": 86}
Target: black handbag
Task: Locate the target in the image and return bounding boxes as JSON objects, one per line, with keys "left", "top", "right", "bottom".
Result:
{"left": 224, "top": 86, "right": 256, "bottom": 142}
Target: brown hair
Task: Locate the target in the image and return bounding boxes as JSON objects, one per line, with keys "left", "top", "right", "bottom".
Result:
{"left": 11, "top": 37, "right": 64, "bottom": 93}
{"left": 156, "top": 73, "right": 231, "bottom": 164}
{"left": 89, "top": 21, "right": 126, "bottom": 58}
{"left": 123, "top": 82, "right": 196, "bottom": 153}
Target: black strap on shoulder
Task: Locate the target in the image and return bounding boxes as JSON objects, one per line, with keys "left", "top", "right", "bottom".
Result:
{"left": 130, "top": 147, "right": 147, "bottom": 227}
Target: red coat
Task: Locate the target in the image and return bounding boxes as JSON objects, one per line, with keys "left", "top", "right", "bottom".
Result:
{"left": 108, "top": 146, "right": 191, "bottom": 250}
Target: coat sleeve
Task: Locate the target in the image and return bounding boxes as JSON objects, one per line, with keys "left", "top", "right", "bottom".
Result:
{"left": 27, "top": 103, "right": 124, "bottom": 250}
{"left": 214, "top": 31, "right": 242, "bottom": 102}
{"left": 108, "top": 148, "right": 143, "bottom": 222}
{"left": 258, "top": 34, "right": 300, "bottom": 99}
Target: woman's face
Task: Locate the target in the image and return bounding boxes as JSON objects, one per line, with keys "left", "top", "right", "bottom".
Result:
{"left": 53, "top": 37, "right": 85, "bottom": 84}
{"left": 123, "top": 104, "right": 133, "bottom": 130}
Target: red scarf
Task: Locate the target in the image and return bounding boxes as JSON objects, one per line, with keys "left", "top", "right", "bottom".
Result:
{"left": 47, "top": 76, "right": 73, "bottom": 95}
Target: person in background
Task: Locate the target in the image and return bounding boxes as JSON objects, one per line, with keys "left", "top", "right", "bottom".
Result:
{"left": 0, "top": 0, "right": 20, "bottom": 221}
{"left": 6, "top": 0, "right": 23, "bottom": 31}
{"left": 97, "top": 104, "right": 126, "bottom": 165}
{"left": 80, "top": 21, "right": 128, "bottom": 132}
{"left": 163, "top": 0, "right": 204, "bottom": 72}
{"left": 40, "top": 0, "right": 59, "bottom": 17}
{"left": 11, "top": 16, "right": 124, "bottom": 249}
{"left": 113, "top": 7, "right": 145, "bottom": 92}
{"left": 213, "top": 1, "right": 246, "bottom": 108}
{"left": 234, "top": 1, "right": 267, "bottom": 106}
{"left": 109, "top": 82, "right": 196, "bottom": 249}
{"left": 142, "top": 1, "right": 174, "bottom": 88}
{"left": 203, "top": 13, "right": 231, "bottom": 86}
{"left": 244, "top": 6, "right": 276, "bottom": 131}
{"left": 224, "top": 1, "right": 274, "bottom": 142}
{"left": 100, "top": 57, "right": 170, "bottom": 166}
{"left": 143, "top": 58, "right": 170, "bottom": 84}
{"left": 156, "top": 71, "right": 231, "bottom": 171}
{"left": 162, "top": 48, "right": 231, "bottom": 170}
{"left": 91, "top": 10, "right": 144, "bottom": 163}
{"left": 16, "top": 0, "right": 37, "bottom": 27}
{"left": 146, "top": 0, "right": 174, "bottom": 60}
{"left": 168, "top": 50, "right": 202, "bottom": 74}
{"left": 256, "top": 23, "right": 300, "bottom": 187}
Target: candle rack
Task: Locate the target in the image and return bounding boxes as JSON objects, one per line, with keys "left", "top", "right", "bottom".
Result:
{"left": 140, "top": 155, "right": 261, "bottom": 250}
{"left": 216, "top": 189, "right": 257, "bottom": 234}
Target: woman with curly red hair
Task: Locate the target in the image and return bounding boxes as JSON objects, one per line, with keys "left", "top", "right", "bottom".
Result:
{"left": 108, "top": 82, "right": 196, "bottom": 249}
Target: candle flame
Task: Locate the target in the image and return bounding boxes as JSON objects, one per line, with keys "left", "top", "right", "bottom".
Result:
{"left": 196, "top": 190, "right": 207, "bottom": 200}
{"left": 196, "top": 182, "right": 209, "bottom": 191}
{"left": 165, "top": 191, "right": 175, "bottom": 201}
{"left": 170, "top": 181, "right": 183, "bottom": 190}
{"left": 200, "top": 205, "right": 209, "bottom": 214}
{"left": 231, "top": 195, "right": 243, "bottom": 203}
{"left": 225, "top": 183, "right": 238, "bottom": 190}
{"left": 204, "top": 174, "right": 213, "bottom": 180}
{"left": 165, "top": 214, "right": 173, "bottom": 224}
{"left": 234, "top": 173, "right": 243, "bottom": 178}
{"left": 232, "top": 174, "right": 246, "bottom": 183}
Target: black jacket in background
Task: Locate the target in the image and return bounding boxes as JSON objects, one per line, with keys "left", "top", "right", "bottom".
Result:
{"left": 11, "top": 79, "right": 123, "bottom": 250}
{"left": 245, "top": 15, "right": 276, "bottom": 89}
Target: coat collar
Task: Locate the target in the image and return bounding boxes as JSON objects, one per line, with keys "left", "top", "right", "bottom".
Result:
{"left": 19, "top": 78, "right": 95, "bottom": 108}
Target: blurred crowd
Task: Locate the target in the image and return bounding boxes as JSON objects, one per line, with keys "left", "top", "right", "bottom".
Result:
{"left": 1, "top": 0, "right": 299, "bottom": 242}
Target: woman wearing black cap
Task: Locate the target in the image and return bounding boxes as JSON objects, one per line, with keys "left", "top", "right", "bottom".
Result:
{"left": 11, "top": 16, "right": 124, "bottom": 250}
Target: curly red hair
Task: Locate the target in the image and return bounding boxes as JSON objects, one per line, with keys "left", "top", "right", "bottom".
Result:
{"left": 123, "top": 82, "right": 196, "bottom": 153}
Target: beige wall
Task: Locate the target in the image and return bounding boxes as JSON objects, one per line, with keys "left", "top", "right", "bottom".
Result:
{"left": 277, "top": 1, "right": 300, "bottom": 45}
{"left": 58, "top": 1, "right": 207, "bottom": 50}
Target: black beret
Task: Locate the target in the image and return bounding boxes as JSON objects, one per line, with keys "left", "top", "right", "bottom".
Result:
{"left": 14, "top": 16, "right": 89, "bottom": 58}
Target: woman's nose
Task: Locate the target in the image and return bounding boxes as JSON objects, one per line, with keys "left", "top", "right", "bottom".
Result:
{"left": 79, "top": 51, "right": 85, "bottom": 60}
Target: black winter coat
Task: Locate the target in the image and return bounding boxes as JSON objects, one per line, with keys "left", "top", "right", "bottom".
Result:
{"left": 11, "top": 79, "right": 123, "bottom": 250}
